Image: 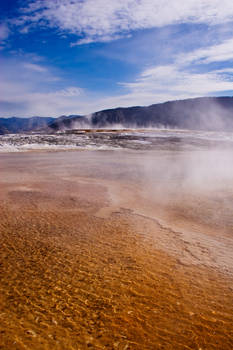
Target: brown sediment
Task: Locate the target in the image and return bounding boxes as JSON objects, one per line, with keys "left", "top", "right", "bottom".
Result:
{"left": 0, "top": 151, "right": 233, "bottom": 350}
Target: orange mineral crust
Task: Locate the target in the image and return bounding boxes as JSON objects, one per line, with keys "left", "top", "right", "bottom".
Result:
{"left": 0, "top": 151, "right": 233, "bottom": 350}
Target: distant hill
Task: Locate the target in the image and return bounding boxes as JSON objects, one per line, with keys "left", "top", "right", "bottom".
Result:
{"left": 46, "top": 115, "right": 89, "bottom": 132}
{"left": 0, "top": 116, "right": 54, "bottom": 134}
{"left": 1, "top": 97, "right": 233, "bottom": 134}
{"left": 91, "top": 97, "right": 233, "bottom": 131}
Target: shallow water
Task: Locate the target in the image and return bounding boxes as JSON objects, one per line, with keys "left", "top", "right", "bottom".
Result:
{"left": 0, "top": 141, "right": 233, "bottom": 349}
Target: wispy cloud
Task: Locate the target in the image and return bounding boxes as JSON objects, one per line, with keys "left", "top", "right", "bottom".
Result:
{"left": 15, "top": 0, "right": 233, "bottom": 44}
{"left": 51, "top": 87, "right": 83, "bottom": 97}
{"left": 71, "top": 34, "right": 130, "bottom": 46}
{"left": 2, "top": 1, "right": 233, "bottom": 116}
{"left": 2, "top": 35, "right": 233, "bottom": 117}
{"left": 24, "top": 63, "right": 48, "bottom": 72}
{"left": 122, "top": 65, "right": 233, "bottom": 98}
{"left": 0, "top": 22, "right": 10, "bottom": 49}
{"left": 0, "top": 57, "right": 85, "bottom": 116}
{"left": 115, "top": 36, "right": 233, "bottom": 105}
{"left": 178, "top": 37, "right": 233, "bottom": 65}
{"left": 0, "top": 23, "right": 10, "bottom": 41}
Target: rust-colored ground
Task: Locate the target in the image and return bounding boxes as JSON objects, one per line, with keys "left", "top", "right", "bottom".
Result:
{"left": 0, "top": 151, "right": 233, "bottom": 350}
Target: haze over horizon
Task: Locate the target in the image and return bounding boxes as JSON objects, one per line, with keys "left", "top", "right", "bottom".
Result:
{"left": 2, "top": 1, "right": 233, "bottom": 117}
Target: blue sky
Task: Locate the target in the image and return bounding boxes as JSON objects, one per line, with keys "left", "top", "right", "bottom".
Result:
{"left": 1, "top": 0, "right": 233, "bottom": 117}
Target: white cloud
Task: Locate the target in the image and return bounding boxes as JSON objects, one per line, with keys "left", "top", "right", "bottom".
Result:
{"left": 0, "top": 58, "right": 85, "bottom": 116}
{"left": 71, "top": 34, "right": 129, "bottom": 46}
{"left": 2, "top": 40, "right": 233, "bottom": 117}
{"left": 24, "top": 63, "right": 48, "bottom": 72}
{"left": 24, "top": 88, "right": 84, "bottom": 116}
{"left": 0, "top": 23, "right": 10, "bottom": 41}
{"left": 88, "top": 30, "right": 233, "bottom": 109}
{"left": 51, "top": 87, "right": 83, "bottom": 97}
{"left": 178, "top": 37, "right": 233, "bottom": 66}
{"left": 0, "top": 81, "right": 86, "bottom": 117}
{"left": 122, "top": 65, "right": 233, "bottom": 97}
{"left": 16, "top": 0, "right": 233, "bottom": 44}
{"left": 117, "top": 37, "right": 233, "bottom": 106}
{"left": 2, "top": 22, "right": 233, "bottom": 116}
